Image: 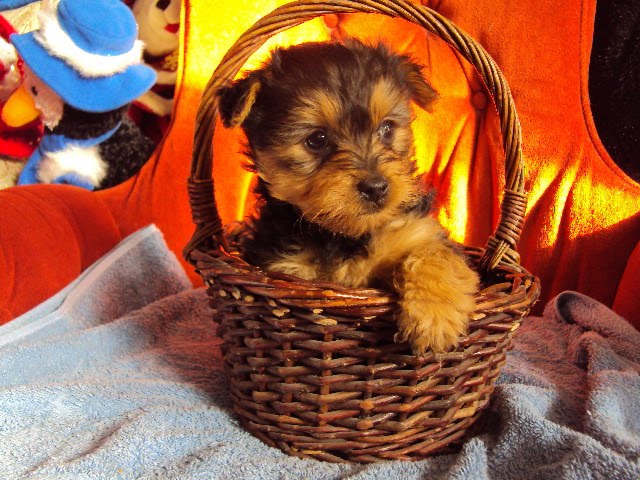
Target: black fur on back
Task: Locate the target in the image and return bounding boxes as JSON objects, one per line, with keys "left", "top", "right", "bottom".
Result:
{"left": 242, "top": 179, "right": 371, "bottom": 269}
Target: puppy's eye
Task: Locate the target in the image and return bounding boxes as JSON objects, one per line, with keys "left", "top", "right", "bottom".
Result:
{"left": 31, "top": 85, "right": 38, "bottom": 96}
{"left": 378, "top": 120, "right": 395, "bottom": 144}
{"left": 305, "top": 129, "right": 330, "bottom": 152}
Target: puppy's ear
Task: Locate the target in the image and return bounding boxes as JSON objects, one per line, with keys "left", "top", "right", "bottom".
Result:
{"left": 217, "top": 73, "right": 262, "bottom": 128}
{"left": 399, "top": 59, "right": 439, "bottom": 111}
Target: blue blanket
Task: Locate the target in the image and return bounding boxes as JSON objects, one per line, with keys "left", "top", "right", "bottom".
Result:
{"left": 1, "top": 225, "right": 638, "bottom": 479}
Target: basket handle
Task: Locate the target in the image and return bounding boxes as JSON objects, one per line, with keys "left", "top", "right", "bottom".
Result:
{"left": 184, "top": 0, "right": 527, "bottom": 273}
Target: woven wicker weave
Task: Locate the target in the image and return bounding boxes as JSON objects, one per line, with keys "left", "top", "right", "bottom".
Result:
{"left": 184, "top": 0, "right": 540, "bottom": 463}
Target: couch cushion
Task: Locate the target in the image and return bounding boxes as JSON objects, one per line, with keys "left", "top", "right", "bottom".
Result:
{"left": 0, "top": 185, "right": 121, "bottom": 323}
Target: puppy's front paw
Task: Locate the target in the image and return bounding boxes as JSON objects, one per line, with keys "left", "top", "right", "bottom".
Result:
{"left": 395, "top": 299, "right": 472, "bottom": 355}
{"left": 394, "top": 242, "right": 479, "bottom": 355}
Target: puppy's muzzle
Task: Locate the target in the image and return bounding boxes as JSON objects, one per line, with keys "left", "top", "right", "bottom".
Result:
{"left": 357, "top": 174, "right": 389, "bottom": 208}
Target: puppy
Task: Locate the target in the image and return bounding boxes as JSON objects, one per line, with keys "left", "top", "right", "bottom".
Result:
{"left": 217, "top": 39, "right": 479, "bottom": 354}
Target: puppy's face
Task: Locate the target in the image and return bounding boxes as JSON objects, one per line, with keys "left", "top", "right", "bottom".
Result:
{"left": 218, "top": 40, "right": 438, "bottom": 238}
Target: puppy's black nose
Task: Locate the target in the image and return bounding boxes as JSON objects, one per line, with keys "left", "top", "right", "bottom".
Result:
{"left": 357, "top": 175, "right": 389, "bottom": 205}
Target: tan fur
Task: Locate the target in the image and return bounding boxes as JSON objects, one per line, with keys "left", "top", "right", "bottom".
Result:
{"left": 239, "top": 41, "right": 475, "bottom": 354}
{"left": 260, "top": 149, "right": 422, "bottom": 239}
{"left": 230, "top": 80, "right": 261, "bottom": 127}
{"left": 255, "top": 78, "right": 421, "bottom": 239}
{"left": 295, "top": 89, "right": 341, "bottom": 132}
{"left": 398, "top": 63, "right": 439, "bottom": 111}
{"left": 268, "top": 250, "right": 320, "bottom": 280}
{"left": 265, "top": 215, "right": 478, "bottom": 354}
{"left": 389, "top": 222, "right": 479, "bottom": 354}
{"left": 369, "top": 78, "right": 413, "bottom": 127}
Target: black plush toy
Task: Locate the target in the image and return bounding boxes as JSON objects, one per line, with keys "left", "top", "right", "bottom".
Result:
{"left": 590, "top": 0, "right": 640, "bottom": 182}
{"left": 48, "top": 104, "right": 155, "bottom": 190}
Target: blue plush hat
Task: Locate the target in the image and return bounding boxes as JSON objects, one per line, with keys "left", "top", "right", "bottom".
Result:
{"left": 0, "top": 0, "right": 40, "bottom": 9}
{"left": 10, "top": 0, "right": 156, "bottom": 113}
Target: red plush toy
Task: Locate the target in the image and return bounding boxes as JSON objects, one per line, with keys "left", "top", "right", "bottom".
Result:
{"left": 0, "top": 14, "right": 42, "bottom": 189}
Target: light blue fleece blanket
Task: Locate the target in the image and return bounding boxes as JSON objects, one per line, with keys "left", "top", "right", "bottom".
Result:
{"left": 0, "top": 225, "right": 638, "bottom": 479}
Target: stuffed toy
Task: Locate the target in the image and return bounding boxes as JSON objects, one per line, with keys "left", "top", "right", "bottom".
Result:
{"left": 0, "top": 13, "right": 41, "bottom": 189}
{"left": 1, "top": 0, "right": 157, "bottom": 190}
{"left": 0, "top": 0, "right": 41, "bottom": 33}
{"left": 125, "top": 0, "right": 180, "bottom": 144}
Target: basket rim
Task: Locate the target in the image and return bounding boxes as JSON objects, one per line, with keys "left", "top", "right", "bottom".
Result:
{"left": 184, "top": 0, "right": 529, "bottom": 275}
{"left": 192, "top": 220, "right": 541, "bottom": 331}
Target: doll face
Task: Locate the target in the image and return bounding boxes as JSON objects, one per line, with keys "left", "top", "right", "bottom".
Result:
{"left": 22, "top": 65, "right": 63, "bottom": 129}
{"left": 132, "top": 0, "right": 181, "bottom": 57}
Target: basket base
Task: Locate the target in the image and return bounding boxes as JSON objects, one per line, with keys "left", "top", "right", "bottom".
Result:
{"left": 237, "top": 408, "right": 481, "bottom": 463}
{"left": 192, "top": 226, "right": 539, "bottom": 464}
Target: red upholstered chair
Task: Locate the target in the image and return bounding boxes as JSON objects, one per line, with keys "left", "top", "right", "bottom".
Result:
{"left": 1, "top": 0, "right": 638, "bottom": 329}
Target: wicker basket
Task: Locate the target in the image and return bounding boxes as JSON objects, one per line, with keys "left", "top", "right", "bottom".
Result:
{"left": 184, "top": 0, "right": 540, "bottom": 463}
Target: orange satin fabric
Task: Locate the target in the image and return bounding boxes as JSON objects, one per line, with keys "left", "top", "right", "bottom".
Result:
{"left": 2, "top": 0, "right": 638, "bottom": 328}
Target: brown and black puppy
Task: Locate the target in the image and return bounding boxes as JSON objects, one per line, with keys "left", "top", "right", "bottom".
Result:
{"left": 217, "top": 39, "right": 479, "bottom": 354}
